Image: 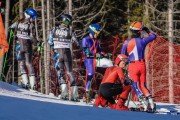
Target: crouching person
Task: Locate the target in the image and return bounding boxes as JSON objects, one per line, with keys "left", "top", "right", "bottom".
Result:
{"left": 94, "top": 54, "right": 132, "bottom": 110}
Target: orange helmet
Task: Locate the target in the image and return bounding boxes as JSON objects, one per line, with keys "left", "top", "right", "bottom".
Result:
{"left": 130, "top": 22, "right": 143, "bottom": 31}
{"left": 114, "top": 54, "right": 128, "bottom": 65}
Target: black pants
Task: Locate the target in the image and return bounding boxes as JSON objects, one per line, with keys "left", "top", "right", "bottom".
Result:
{"left": 55, "top": 48, "right": 76, "bottom": 86}
{"left": 99, "top": 83, "right": 123, "bottom": 104}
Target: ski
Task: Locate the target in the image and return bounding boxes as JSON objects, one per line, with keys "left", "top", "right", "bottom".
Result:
{"left": 129, "top": 107, "right": 180, "bottom": 115}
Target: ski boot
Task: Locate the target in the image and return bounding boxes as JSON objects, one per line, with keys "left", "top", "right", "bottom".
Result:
{"left": 147, "top": 95, "right": 156, "bottom": 113}
{"left": 139, "top": 95, "right": 149, "bottom": 111}
{"left": 115, "top": 98, "right": 129, "bottom": 111}
{"left": 108, "top": 103, "right": 116, "bottom": 109}
{"left": 21, "top": 73, "right": 29, "bottom": 89}
{"left": 70, "top": 86, "right": 80, "bottom": 102}
{"left": 59, "top": 84, "right": 69, "bottom": 100}
{"left": 29, "top": 75, "right": 36, "bottom": 90}
{"left": 94, "top": 95, "right": 107, "bottom": 107}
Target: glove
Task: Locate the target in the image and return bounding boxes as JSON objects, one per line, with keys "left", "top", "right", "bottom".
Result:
{"left": 142, "top": 27, "right": 150, "bottom": 34}
{"left": 0, "top": 8, "right": 4, "bottom": 14}
{"left": 124, "top": 79, "right": 133, "bottom": 86}
{"left": 83, "top": 48, "right": 90, "bottom": 55}
{"left": 96, "top": 53, "right": 101, "bottom": 58}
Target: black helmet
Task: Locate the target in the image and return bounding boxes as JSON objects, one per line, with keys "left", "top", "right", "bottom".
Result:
{"left": 61, "top": 14, "right": 72, "bottom": 25}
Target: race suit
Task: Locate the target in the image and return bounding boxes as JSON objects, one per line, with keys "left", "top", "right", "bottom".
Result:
{"left": 48, "top": 24, "right": 79, "bottom": 100}
{"left": 81, "top": 35, "right": 102, "bottom": 92}
{"left": 10, "top": 20, "right": 37, "bottom": 89}
{"left": 121, "top": 33, "right": 156, "bottom": 97}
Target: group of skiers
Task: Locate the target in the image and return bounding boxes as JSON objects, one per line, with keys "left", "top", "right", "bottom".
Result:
{"left": 9, "top": 8, "right": 157, "bottom": 112}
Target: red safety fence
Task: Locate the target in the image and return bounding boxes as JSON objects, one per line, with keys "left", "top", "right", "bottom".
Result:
{"left": 145, "top": 35, "right": 180, "bottom": 104}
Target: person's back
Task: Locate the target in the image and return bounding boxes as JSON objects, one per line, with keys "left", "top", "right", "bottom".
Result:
{"left": 101, "top": 66, "right": 124, "bottom": 84}
{"left": 121, "top": 33, "right": 156, "bottom": 61}
{"left": 52, "top": 24, "right": 72, "bottom": 50}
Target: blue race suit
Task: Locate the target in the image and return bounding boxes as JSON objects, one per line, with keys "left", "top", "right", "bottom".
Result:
{"left": 81, "top": 35, "right": 102, "bottom": 92}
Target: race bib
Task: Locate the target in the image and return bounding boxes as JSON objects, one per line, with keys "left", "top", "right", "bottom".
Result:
{"left": 54, "top": 41, "right": 70, "bottom": 48}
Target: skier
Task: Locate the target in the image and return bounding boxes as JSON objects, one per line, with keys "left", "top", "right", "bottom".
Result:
{"left": 121, "top": 21, "right": 156, "bottom": 111}
{"left": 9, "top": 8, "right": 38, "bottom": 90}
{"left": 94, "top": 54, "right": 132, "bottom": 110}
{"left": 81, "top": 23, "right": 104, "bottom": 102}
{"left": 48, "top": 14, "right": 79, "bottom": 101}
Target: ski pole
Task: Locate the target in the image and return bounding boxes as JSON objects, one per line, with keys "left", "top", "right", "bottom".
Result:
{"left": 127, "top": 89, "right": 132, "bottom": 108}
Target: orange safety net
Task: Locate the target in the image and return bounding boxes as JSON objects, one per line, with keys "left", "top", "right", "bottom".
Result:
{"left": 0, "top": 13, "right": 9, "bottom": 58}
{"left": 146, "top": 35, "right": 180, "bottom": 104}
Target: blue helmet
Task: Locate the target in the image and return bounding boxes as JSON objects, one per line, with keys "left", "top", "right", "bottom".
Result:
{"left": 24, "top": 8, "right": 37, "bottom": 20}
{"left": 61, "top": 14, "right": 72, "bottom": 25}
{"left": 88, "top": 24, "right": 101, "bottom": 35}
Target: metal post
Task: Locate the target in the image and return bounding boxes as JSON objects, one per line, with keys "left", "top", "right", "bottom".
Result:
{"left": 168, "top": 0, "right": 174, "bottom": 104}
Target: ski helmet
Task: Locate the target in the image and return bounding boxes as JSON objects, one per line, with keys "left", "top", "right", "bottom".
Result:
{"left": 130, "top": 21, "right": 143, "bottom": 31}
{"left": 61, "top": 14, "right": 72, "bottom": 25}
{"left": 24, "top": 8, "right": 37, "bottom": 20}
{"left": 114, "top": 54, "right": 128, "bottom": 65}
{"left": 88, "top": 24, "right": 101, "bottom": 36}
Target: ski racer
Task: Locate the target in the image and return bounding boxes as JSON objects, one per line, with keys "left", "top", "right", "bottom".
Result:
{"left": 48, "top": 14, "right": 80, "bottom": 101}
{"left": 121, "top": 21, "right": 156, "bottom": 111}
{"left": 9, "top": 8, "right": 38, "bottom": 90}
{"left": 81, "top": 24, "right": 104, "bottom": 102}
{"left": 94, "top": 54, "right": 132, "bottom": 110}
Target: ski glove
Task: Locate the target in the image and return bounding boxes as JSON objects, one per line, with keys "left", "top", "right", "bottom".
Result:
{"left": 142, "top": 27, "right": 150, "bottom": 34}
{"left": 83, "top": 48, "right": 90, "bottom": 55}
{"left": 124, "top": 79, "right": 133, "bottom": 86}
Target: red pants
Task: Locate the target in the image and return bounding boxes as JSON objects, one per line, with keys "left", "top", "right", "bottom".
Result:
{"left": 128, "top": 61, "right": 150, "bottom": 97}
{"left": 118, "top": 85, "right": 132, "bottom": 99}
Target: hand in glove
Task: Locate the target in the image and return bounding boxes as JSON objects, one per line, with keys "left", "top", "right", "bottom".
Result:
{"left": 124, "top": 79, "right": 133, "bottom": 86}
{"left": 84, "top": 48, "right": 90, "bottom": 55}
{"left": 96, "top": 53, "right": 101, "bottom": 58}
{"left": 142, "top": 27, "right": 150, "bottom": 34}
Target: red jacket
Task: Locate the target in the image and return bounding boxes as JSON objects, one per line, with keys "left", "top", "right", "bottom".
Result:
{"left": 101, "top": 66, "right": 125, "bottom": 84}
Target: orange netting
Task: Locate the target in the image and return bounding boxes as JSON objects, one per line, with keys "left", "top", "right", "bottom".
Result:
{"left": 146, "top": 35, "right": 180, "bottom": 104}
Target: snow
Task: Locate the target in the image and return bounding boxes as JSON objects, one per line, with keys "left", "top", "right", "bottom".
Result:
{"left": 0, "top": 81, "right": 179, "bottom": 120}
